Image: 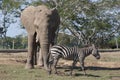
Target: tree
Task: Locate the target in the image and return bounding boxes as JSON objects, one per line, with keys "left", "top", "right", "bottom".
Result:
{"left": 0, "top": 34, "right": 28, "bottom": 49}
{"left": 14, "top": 35, "right": 27, "bottom": 49}
{"left": 0, "top": 0, "right": 21, "bottom": 48}
{"left": 0, "top": 0, "right": 21, "bottom": 34}
{"left": 28, "top": 0, "right": 120, "bottom": 48}
{"left": 1, "top": 0, "right": 119, "bottom": 48}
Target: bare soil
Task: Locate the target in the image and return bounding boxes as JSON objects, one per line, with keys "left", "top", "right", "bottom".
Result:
{"left": 0, "top": 52, "right": 26, "bottom": 65}
{"left": 0, "top": 52, "right": 120, "bottom": 68}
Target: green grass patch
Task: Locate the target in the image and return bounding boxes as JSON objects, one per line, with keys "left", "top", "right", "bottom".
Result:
{"left": 0, "top": 64, "right": 120, "bottom": 80}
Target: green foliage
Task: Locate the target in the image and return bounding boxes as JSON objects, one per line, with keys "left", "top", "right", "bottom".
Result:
{"left": 57, "top": 33, "right": 71, "bottom": 46}
{"left": 0, "top": 0, "right": 22, "bottom": 44}
{"left": 60, "top": 0, "right": 120, "bottom": 47}
{"left": 1, "top": 0, "right": 119, "bottom": 48}
{"left": 0, "top": 35, "right": 28, "bottom": 49}
{"left": 57, "top": 33, "right": 77, "bottom": 47}
{"left": 17, "top": 0, "right": 120, "bottom": 48}
{"left": 14, "top": 35, "right": 27, "bottom": 49}
{"left": 108, "top": 37, "right": 120, "bottom": 48}
{"left": 2, "top": 0, "right": 21, "bottom": 10}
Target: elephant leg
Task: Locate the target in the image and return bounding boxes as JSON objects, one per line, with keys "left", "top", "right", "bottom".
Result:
{"left": 40, "top": 44, "right": 49, "bottom": 71}
{"left": 37, "top": 48, "right": 44, "bottom": 67}
{"left": 33, "top": 42, "right": 38, "bottom": 65}
{"left": 25, "top": 34, "right": 36, "bottom": 69}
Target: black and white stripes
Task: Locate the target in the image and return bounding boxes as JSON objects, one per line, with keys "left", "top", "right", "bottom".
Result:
{"left": 48, "top": 44, "right": 100, "bottom": 75}
{"left": 50, "top": 45, "right": 79, "bottom": 59}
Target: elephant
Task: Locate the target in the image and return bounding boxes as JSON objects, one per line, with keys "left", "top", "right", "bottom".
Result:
{"left": 20, "top": 5, "right": 60, "bottom": 71}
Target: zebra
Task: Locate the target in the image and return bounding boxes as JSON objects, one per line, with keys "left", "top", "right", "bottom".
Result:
{"left": 48, "top": 44, "right": 100, "bottom": 75}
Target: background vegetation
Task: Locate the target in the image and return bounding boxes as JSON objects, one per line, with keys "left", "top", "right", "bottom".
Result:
{"left": 0, "top": 0, "right": 120, "bottom": 49}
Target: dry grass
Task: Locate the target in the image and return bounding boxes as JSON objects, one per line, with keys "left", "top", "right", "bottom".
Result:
{"left": 0, "top": 51, "right": 120, "bottom": 80}
{"left": 0, "top": 52, "right": 26, "bottom": 65}
{"left": 58, "top": 52, "right": 120, "bottom": 68}
{"left": 0, "top": 51, "right": 120, "bottom": 67}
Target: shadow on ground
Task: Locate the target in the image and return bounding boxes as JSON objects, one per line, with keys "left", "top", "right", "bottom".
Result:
{"left": 57, "top": 65, "right": 120, "bottom": 71}
{"left": 55, "top": 66, "right": 120, "bottom": 77}
{"left": 86, "top": 66, "right": 120, "bottom": 70}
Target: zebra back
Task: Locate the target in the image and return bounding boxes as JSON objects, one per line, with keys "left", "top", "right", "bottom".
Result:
{"left": 79, "top": 46, "right": 93, "bottom": 57}
{"left": 50, "top": 45, "right": 79, "bottom": 59}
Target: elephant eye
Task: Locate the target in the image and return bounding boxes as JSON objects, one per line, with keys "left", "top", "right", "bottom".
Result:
{"left": 39, "top": 10, "right": 42, "bottom": 12}
{"left": 35, "top": 25, "right": 39, "bottom": 29}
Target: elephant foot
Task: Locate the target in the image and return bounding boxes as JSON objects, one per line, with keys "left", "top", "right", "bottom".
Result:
{"left": 36, "top": 64, "right": 44, "bottom": 69}
{"left": 44, "top": 66, "right": 49, "bottom": 70}
{"left": 25, "top": 64, "right": 34, "bottom": 69}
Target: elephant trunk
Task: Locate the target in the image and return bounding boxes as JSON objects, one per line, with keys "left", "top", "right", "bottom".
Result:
{"left": 36, "top": 26, "right": 50, "bottom": 67}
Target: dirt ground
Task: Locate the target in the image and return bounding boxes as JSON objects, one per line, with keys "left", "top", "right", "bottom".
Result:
{"left": 0, "top": 52, "right": 120, "bottom": 68}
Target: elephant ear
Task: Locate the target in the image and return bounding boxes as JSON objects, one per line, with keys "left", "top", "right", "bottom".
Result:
{"left": 50, "top": 8, "right": 60, "bottom": 27}
{"left": 21, "top": 6, "right": 36, "bottom": 33}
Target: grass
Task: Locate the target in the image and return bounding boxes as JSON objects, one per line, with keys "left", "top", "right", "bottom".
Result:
{"left": 0, "top": 52, "right": 120, "bottom": 80}
{"left": 0, "top": 64, "right": 120, "bottom": 80}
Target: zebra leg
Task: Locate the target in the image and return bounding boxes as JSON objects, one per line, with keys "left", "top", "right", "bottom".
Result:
{"left": 47, "top": 53, "right": 54, "bottom": 75}
{"left": 48, "top": 59, "right": 53, "bottom": 75}
{"left": 52, "top": 58, "right": 59, "bottom": 74}
{"left": 70, "top": 60, "right": 77, "bottom": 76}
{"left": 79, "top": 59, "right": 86, "bottom": 76}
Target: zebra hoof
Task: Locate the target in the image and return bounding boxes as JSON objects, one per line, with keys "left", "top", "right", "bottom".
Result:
{"left": 54, "top": 72, "right": 58, "bottom": 75}
{"left": 69, "top": 73, "right": 73, "bottom": 76}
{"left": 84, "top": 73, "right": 87, "bottom": 76}
{"left": 48, "top": 70, "right": 52, "bottom": 75}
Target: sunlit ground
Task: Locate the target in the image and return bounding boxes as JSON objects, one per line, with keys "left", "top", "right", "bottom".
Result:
{"left": 0, "top": 52, "right": 120, "bottom": 80}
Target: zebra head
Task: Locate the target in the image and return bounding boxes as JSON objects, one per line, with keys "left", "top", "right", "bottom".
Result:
{"left": 91, "top": 44, "right": 100, "bottom": 59}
